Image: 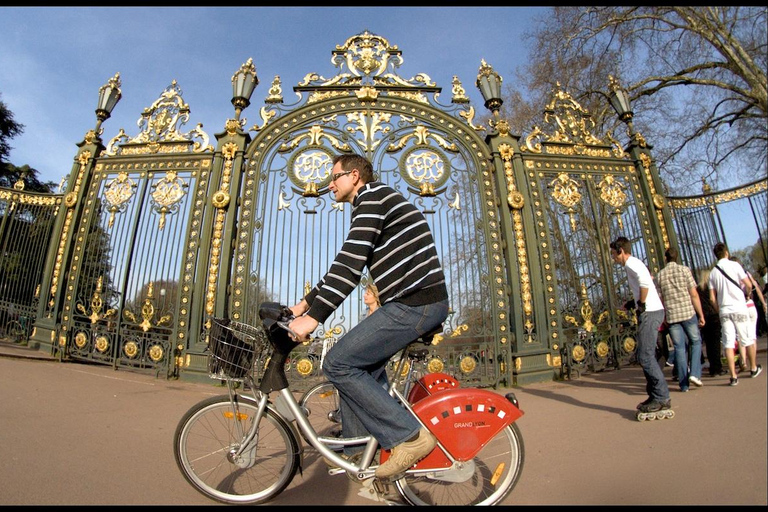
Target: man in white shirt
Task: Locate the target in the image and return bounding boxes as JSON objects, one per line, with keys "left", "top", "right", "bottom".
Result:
{"left": 610, "top": 236, "right": 671, "bottom": 414}
{"left": 708, "top": 242, "right": 761, "bottom": 385}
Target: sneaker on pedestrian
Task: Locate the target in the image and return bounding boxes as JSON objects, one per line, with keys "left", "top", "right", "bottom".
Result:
{"left": 750, "top": 365, "right": 762, "bottom": 378}
{"left": 375, "top": 428, "right": 436, "bottom": 480}
{"left": 689, "top": 375, "right": 703, "bottom": 387}
{"left": 680, "top": 387, "right": 689, "bottom": 393}
{"left": 665, "top": 360, "right": 674, "bottom": 367}
{"left": 729, "top": 377, "right": 739, "bottom": 386}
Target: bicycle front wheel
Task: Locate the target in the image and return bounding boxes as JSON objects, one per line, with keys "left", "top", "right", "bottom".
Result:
{"left": 396, "top": 422, "right": 524, "bottom": 506}
{"left": 174, "top": 395, "right": 299, "bottom": 504}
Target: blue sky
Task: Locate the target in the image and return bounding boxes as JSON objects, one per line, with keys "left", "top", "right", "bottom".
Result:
{"left": 0, "top": 6, "right": 545, "bottom": 185}
{"left": 1, "top": 6, "right": 761, "bottom": 254}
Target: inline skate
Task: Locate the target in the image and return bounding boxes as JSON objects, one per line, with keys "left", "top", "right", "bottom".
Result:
{"left": 636, "top": 398, "right": 674, "bottom": 421}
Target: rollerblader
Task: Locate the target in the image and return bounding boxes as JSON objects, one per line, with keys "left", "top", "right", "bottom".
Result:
{"left": 609, "top": 237, "right": 673, "bottom": 421}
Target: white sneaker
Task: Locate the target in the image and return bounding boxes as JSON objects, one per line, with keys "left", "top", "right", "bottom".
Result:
{"left": 689, "top": 375, "right": 703, "bottom": 387}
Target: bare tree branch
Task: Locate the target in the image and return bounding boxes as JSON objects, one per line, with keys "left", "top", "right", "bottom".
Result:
{"left": 506, "top": 6, "right": 767, "bottom": 193}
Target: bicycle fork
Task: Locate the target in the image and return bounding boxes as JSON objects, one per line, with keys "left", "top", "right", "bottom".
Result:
{"left": 225, "top": 379, "right": 271, "bottom": 468}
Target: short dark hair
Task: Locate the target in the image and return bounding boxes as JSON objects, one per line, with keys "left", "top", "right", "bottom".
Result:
{"left": 610, "top": 236, "right": 632, "bottom": 255}
{"left": 713, "top": 242, "right": 728, "bottom": 260}
{"left": 664, "top": 247, "right": 679, "bottom": 263}
{"left": 333, "top": 154, "right": 374, "bottom": 183}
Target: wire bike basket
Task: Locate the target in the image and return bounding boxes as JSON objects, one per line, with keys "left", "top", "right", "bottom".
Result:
{"left": 208, "top": 317, "right": 271, "bottom": 381}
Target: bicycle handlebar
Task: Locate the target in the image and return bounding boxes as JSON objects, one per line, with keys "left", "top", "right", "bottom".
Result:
{"left": 276, "top": 319, "right": 315, "bottom": 345}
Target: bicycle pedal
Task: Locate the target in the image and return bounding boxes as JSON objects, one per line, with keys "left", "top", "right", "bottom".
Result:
{"left": 371, "top": 477, "right": 400, "bottom": 501}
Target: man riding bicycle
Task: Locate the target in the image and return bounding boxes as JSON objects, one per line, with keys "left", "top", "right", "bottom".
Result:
{"left": 287, "top": 154, "right": 449, "bottom": 480}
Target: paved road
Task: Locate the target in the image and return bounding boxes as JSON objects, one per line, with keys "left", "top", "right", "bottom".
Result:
{"left": 0, "top": 339, "right": 765, "bottom": 506}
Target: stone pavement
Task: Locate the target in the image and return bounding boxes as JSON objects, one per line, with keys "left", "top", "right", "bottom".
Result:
{"left": 0, "top": 335, "right": 765, "bottom": 506}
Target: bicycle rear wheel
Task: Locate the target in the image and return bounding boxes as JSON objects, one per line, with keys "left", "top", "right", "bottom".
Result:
{"left": 298, "top": 381, "right": 343, "bottom": 450}
{"left": 174, "top": 395, "right": 299, "bottom": 504}
{"left": 395, "top": 422, "right": 524, "bottom": 506}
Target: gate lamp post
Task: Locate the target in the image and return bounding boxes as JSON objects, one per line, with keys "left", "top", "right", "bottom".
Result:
{"left": 231, "top": 58, "right": 259, "bottom": 120}
{"left": 95, "top": 73, "right": 122, "bottom": 131}
{"left": 476, "top": 59, "right": 503, "bottom": 117}
{"left": 608, "top": 75, "right": 635, "bottom": 132}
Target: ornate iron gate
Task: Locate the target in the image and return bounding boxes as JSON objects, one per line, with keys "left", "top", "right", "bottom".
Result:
{"left": 16, "top": 30, "right": 704, "bottom": 387}
{"left": 509, "top": 86, "right": 675, "bottom": 379}
{"left": 668, "top": 179, "right": 768, "bottom": 276}
{"left": 0, "top": 183, "right": 61, "bottom": 342}
{"left": 225, "top": 32, "right": 513, "bottom": 388}
{"left": 56, "top": 82, "right": 214, "bottom": 377}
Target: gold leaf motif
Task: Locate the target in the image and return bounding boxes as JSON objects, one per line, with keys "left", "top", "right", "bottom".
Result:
{"left": 572, "top": 344, "right": 586, "bottom": 362}
{"left": 124, "top": 341, "right": 139, "bottom": 358}
{"left": 427, "top": 357, "right": 444, "bottom": 374}
{"left": 459, "top": 355, "right": 477, "bottom": 374}
{"left": 95, "top": 336, "right": 109, "bottom": 353}
{"left": 550, "top": 173, "right": 582, "bottom": 208}
{"left": 75, "top": 332, "right": 88, "bottom": 348}
{"left": 149, "top": 344, "right": 164, "bottom": 362}
{"left": 296, "top": 358, "right": 314, "bottom": 376}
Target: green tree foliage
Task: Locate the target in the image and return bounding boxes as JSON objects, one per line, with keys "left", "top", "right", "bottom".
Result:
{"left": 0, "top": 93, "right": 23, "bottom": 164}
{"left": 0, "top": 93, "right": 56, "bottom": 193}
{"left": 0, "top": 163, "right": 57, "bottom": 193}
{"left": 731, "top": 227, "right": 768, "bottom": 277}
{"left": 497, "top": 6, "right": 767, "bottom": 194}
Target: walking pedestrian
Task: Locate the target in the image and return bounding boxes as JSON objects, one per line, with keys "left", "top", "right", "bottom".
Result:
{"left": 730, "top": 257, "right": 767, "bottom": 371}
{"left": 609, "top": 236, "right": 671, "bottom": 414}
{"left": 708, "top": 243, "right": 761, "bottom": 386}
{"left": 657, "top": 247, "right": 706, "bottom": 392}
{"left": 698, "top": 269, "right": 726, "bottom": 377}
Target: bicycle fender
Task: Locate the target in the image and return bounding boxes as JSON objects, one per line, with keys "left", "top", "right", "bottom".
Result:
{"left": 406, "top": 372, "right": 460, "bottom": 404}
{"left": 382, "top": 388, "right": 523, "bottom": 468}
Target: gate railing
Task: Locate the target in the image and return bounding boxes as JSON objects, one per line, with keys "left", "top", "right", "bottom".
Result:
{"left": 668, "top": 178, "right": 768, "bottom": 279}
{"left": 0, "top": 184, "right": 62, "bottom": 343}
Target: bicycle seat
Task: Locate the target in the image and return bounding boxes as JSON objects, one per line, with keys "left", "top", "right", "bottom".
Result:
{"left": 415, "top": 324, "right": 444, "bottom": 346}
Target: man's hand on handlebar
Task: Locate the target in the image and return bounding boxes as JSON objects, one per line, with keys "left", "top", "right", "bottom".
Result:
{"left": 286, "top": 314, "right": 318, "bottom": 344}
{"left": 289, "top": 299, "right": 309, "bottom": 318}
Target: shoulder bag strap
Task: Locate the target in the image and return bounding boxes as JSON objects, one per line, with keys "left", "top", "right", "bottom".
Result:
{"left": 715, "top": 265, "right": 747, "bottom": 299}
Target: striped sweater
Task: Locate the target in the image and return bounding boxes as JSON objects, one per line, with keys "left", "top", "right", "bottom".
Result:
{"left": 305, "top": 181, "right": 448, "bottom": 323}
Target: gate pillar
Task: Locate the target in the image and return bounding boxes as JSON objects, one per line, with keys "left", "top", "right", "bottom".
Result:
{"left": 486, "top": 122, "right": 560, "bottom": 385}
{"left": 30, "top": 131, "right": 106, "bottom": 355}
{"left": 182, "top": 118, "right": 252, "bottom": 375}
{"left": 623, "top": 134, "right": 678, "bottom": 274}
{"left": 30, "top": 74, "right": 123, "bottom": 355}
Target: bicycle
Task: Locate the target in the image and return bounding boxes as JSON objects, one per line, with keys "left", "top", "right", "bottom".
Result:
{"left": 4, "top": 315, "right": 31, "bottom": 344}
{"left": 174, "top": 302, "right": 525, "bottom": 506}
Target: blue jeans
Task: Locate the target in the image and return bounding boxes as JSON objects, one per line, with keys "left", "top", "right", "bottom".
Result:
{"left": 668, "top": 314, "right": 703, "bottom": 390}
{"left": 322, "top": 299, "right": 449, "bottom": 453}
{"left": 636, "top": 309, "right": 670, "bottom": 401}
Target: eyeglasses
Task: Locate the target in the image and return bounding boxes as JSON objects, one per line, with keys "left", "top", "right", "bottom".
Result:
{"left": 330, "top": 170, "right": 354, "bottom": 182}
